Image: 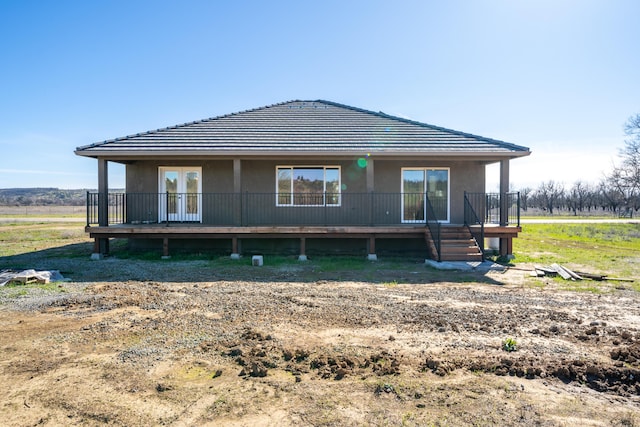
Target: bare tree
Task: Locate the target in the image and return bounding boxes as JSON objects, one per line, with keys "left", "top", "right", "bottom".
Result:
{"left": 566, "top": 181, "right": 591, "bottom": 216}
{"left": 535, "top": 181, "right": 564, "bottom": 214}
{"left": 622, "top": 115, "right": 640, "bottom": 209}
{"left": 598, "top": 177, "right": 625, "bottom": 214}
{"left": 622, "top": 117, "right": 640, "bottom": 177}
{"left": 519, "top": 187, "right": 532, "bottom": 211}
{"left": 601, "top": 115, "right": 640, "bottom": 214}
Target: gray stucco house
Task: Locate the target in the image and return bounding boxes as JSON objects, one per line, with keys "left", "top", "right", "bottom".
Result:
{"left": 75, "top": 100, "right": 530, "bottom": 260}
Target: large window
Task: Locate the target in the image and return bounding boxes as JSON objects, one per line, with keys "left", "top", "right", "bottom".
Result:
{"left": 401, "top": 168, "right": 449, "bottom": 223}
{"left": 276, "top": 166, "right": 341, "bottom": 206}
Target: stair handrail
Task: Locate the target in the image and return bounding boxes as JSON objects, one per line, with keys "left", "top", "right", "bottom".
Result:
{"left": 464, "top": 192, "right": 485, "bottom": 260}
{"left": 424, "top": 193, "right": 441, "bottom": 262}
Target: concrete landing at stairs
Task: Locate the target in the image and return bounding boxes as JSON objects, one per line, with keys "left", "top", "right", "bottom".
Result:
{"left": 425, "top": 259, "right": 506, "bottom": 272}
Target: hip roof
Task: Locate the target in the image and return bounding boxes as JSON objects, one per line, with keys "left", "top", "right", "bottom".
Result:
{"left": 75, "top": 100, "right": 531, "bottom": 159}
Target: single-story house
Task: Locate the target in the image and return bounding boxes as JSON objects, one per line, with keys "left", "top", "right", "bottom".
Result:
{"left": 75, "top": 100, "right": 530, "bottom": 261}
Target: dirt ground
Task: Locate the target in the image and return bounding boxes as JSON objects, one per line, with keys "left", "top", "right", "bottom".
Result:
{"left": 0, "top": 257, "right": 639, "bottom": 426}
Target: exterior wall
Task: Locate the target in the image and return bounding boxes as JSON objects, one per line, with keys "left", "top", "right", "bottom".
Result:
{"left": 239, "top": 159, "right": 370, "bottom": 225}
{"left": 374, "top": 159, "right": 485, "bottom": 224}
{"left": 451, "top": 160, "right": 485, "bottom": 223}
{"left": 124, "top": 158, "right": 486, "bottom": 225}
{"left": 240, "top": 159, "right": 367, "bottom": 193}
{"left": 126, "top": 160, "right": 234, "bottom": 193}
{"left": 126, "top": 162, "right": 159, "bottom": 193}
{"left": 126, "top": 160, "right": 235, "bottom": 223}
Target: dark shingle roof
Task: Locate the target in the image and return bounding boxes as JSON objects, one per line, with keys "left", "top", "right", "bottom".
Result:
{"left": 75, "top": 100, "right": 530, "bottom": 158}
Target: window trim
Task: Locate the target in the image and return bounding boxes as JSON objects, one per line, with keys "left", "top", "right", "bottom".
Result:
{"left": 401, "top": 167, "right": 450, "bottom": 223}
{"left": 276, "top": 165, "right": 342, "bottom": 207}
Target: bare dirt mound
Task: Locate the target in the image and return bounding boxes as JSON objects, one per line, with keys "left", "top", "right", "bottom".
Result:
{"left": 1, "top": 267, "right": 639, "bottom": 426}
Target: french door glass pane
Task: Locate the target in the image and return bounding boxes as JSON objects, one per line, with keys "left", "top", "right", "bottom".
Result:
{"left": 186, "top": 171, "right": 199, "bottom": 214}
{"left": 403, "top": 170, "right": 425, "bottom": 221}
{"left": 427, "top": 170, "right": 448, "bottom": 221}
{"left": 164, "top": 171, "right": 178, "bottom": 214}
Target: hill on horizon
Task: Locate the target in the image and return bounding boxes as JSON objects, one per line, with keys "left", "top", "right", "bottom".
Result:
{"left": 0, "top": 188, "right": 123, "bottom": 206}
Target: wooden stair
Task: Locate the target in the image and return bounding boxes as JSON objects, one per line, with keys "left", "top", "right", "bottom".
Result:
{"left": 425, "top": 226, "right": 483, "bottom": 262}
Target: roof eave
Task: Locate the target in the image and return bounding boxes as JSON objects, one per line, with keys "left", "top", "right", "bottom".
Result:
{"left": 74, "top": 149, "right": 531, "bottom": 159}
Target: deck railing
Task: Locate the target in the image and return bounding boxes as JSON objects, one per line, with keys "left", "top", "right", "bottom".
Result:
{"left": 463, "top": 193, "right": 485, "bottom": 259}
{"left": 463, "top": 192, "right": 520, "bottom": 227}
{"left": 463, "top": 192, "right": 521, "bottom": 258}
{"left": 424, "top": 194, "right": 442, "bottom": 262}
{"left": 86, "top": 192, "right": 518, "bottom": 229}
{"left": 87, "top": 192, "right": 125, "bottom": 225}
{"left": 86, "top": 192, "right": 448, "bottom": 227}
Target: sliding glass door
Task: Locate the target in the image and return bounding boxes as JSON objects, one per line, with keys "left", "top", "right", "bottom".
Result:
{"left": 401, "top": 168, "right": 449, "bottom": 223}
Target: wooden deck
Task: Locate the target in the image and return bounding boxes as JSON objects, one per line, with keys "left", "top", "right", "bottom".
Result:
{"left": 86, "top": 224, "right": 429, "bottom": 239}
{"left": 476, "top": 224, "right": 522, "bottom": 238}
{"left": 474, "top": 224, "right": 522, "bottom": 256}
{"left": 87, "top": 224, "right": 431, "bottom": 258}
{"left": 87, "top": 223, "right": 521, "bottom": 259}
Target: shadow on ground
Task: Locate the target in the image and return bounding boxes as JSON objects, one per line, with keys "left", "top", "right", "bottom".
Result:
{"left": 0, "top": 242, "right": 510, "bottom": 286}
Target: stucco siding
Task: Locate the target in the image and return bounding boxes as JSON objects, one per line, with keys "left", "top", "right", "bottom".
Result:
{"left": 373, "top": 160, "right": 485, "bottom": 223}
{"left": 122, "top": 158, "right": 486, "bottom": 225}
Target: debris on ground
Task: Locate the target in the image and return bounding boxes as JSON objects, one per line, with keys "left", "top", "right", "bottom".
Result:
{"left": 531, "top": 264, "right": 635, "bottom": 282}
{"left": 0, "top": 269, "right": 66, "bottom": 286}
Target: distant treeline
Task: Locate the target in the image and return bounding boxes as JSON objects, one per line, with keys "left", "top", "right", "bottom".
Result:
{"left": 0, "top": 188, "right": 120, "bottom": 206}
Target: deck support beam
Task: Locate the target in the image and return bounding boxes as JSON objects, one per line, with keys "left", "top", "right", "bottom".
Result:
{"left": 162, "top": 237, "right": 170, "bottom": 259}
{"left": 230, "top": 236, "right": 240, "bottom": 259}
{"left": 298, "top": 237, "right": 307, "bottom": 261}
{"left": 92, "top": 237, "right": 108, "bottom": 259}
{"left": 499, "top": 237, "right": 513, "bottom": 258}
{"left": 367, "top": 236, "right": 377, "bottom": 261}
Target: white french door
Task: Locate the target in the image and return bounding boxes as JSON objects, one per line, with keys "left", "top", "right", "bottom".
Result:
{"left": 159, "top": 167, "right": 202, "bottom": 222}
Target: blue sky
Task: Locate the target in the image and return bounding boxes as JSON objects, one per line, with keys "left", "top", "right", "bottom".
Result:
{"left": 1, "top": 0, "right": 639, "bottom": 190}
